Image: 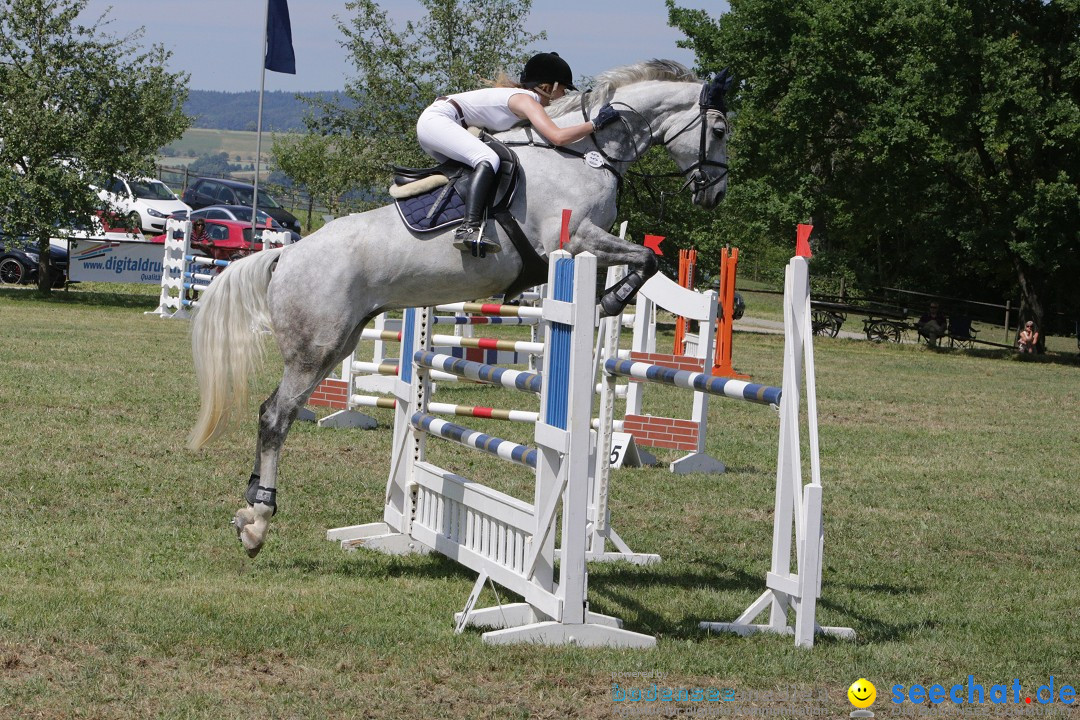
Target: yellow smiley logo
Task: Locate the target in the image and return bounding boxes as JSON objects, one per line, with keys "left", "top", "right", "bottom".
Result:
{"left": 848, "top": 678, "right": 876, "bottom": 709}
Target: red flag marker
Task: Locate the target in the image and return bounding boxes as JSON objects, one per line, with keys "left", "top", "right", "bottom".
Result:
{"left": 644, "top": 234, "right": 665, "bottom": 255}
{"left": 796, "top": 224, "right": 813, "bottom": 258}
{"left": 559, "top": 209, "right": 571, "bottom": 249}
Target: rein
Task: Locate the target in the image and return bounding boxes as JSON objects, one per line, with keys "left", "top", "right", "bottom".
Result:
{"left": 500, "top": 128, "right": 625, "bottom": 190}
{"left": 574, "top": 86, "right": 730, "bottom": 198}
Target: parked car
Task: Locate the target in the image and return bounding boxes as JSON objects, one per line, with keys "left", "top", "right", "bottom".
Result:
{"left": 150, "top": 218, "right": 272, "bottom": 262}
{"left": 171, "top": 205, "right": 301, "bottom": 244}
{"left": 0, "top": 239, "right": 69, "bottom": 287}
{"left": 181, "top": 177, "right": 302, "bottom": 234}
{"left": 93, "top": 175, "right": 191, "bottom": 234}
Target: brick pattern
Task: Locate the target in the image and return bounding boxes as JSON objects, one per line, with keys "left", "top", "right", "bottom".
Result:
{"left": 308, "top": 378, "right": 349, "bottom": 409}
{"left": 628, "top": 352, "right": 705, "bottom": 373}
{"left": 623, "top": 414, "right": 700, "bottom": 451}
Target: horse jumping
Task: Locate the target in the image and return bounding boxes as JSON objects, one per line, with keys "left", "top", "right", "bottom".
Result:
{"left": 187, "top": 60, "right": 732, "bottom": 557}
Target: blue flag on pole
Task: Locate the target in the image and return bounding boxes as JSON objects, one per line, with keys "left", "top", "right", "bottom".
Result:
{"left": 265, "top": 0, "right": 296, "bottom": 74}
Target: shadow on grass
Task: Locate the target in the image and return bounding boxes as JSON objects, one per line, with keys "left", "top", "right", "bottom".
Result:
{"left": 924, "top": 343, "right": 1080, "bottom": 368}
{"left": 273, "top": 550, "right": 931, "bottom": 644}
{"left": 590, "top": 563, "right": 930, "bottom": 643}
{"left": 267, "top": 550, "right": 480, "bottom": 583}
{"left": 0, "top": 285, "right": 158, "bottom": 310}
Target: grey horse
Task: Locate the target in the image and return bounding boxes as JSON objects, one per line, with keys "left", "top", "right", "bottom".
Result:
{"left": 188, "top": 59, "right": 732, "bottom": 556}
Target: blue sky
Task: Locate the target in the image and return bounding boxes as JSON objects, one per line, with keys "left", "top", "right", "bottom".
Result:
{"left": 78, "top": 0, "right": 727, "bottom": 92}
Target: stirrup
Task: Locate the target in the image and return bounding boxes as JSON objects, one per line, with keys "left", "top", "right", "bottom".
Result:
{"left": 453, "top": 223, "right": 501, "bottom": 256}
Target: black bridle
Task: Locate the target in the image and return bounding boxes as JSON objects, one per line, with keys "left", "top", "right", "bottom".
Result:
{"left": 581, "top": 69, "right": 733, "bottom": 196}
{"left": 653, "top": 105, "right": 729, "bottom": 195}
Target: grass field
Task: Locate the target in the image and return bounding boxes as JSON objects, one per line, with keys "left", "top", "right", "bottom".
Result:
{"left": 1, "top": 280, "right": 1077, "bottom": 719}
{"left": 157, "top": 128, "right": 294, "bottom": 166}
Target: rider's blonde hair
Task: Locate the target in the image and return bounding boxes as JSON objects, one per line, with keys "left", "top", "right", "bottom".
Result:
{"left": 492, "top": 70, "right": 559, "bottom": 102}
{"left": 492, "top": 71, "right": 524, "bottom": 89}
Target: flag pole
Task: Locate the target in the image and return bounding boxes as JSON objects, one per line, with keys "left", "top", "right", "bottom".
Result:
{"left": 252, "top": 0, "right": 270, "bottom": 251}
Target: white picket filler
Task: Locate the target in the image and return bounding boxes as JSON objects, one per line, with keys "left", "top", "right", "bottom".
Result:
{"left": 148, "top": 218, "right": 293, "bottom": 320}
{"left": 327, "top": 251, "right": 655, "bottom": 648}
{"left": 147, "top": 218, "right": 193, "bottom": 319}
{"left": 697, "top": 256, "right": 854, "bottom": 648}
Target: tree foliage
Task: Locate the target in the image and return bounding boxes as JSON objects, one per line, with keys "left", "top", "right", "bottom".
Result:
{"left": 0, "top": 0, "right": 189, "bottom": 289}
{"left": 272, "top": 132, "right": 378, "bottom": 218}
{"left": 668, "top": 0, "right": 1080, "bottom": 334}
{"left": 300, "top": 0, "right": 545, "bottom": 190}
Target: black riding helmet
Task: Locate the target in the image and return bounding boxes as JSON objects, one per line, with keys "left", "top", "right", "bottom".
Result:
{"left": 519, "top": 52, "right": 577, "bottom": 91}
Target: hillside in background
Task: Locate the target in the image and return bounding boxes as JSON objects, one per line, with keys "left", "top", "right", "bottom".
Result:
{"left": 185, "top": 90, "right": 351, "bottom": 132}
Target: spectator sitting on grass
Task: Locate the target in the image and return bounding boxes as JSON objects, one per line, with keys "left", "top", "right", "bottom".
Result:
{"left": 1017, "top": 321, "right": 1039, "bottom": 354}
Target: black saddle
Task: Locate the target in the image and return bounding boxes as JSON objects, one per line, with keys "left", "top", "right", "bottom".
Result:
{"left": 391, "top": 134, "right": 547, "bottom": 297}
{"left": 392, "top": 134, "right": 519, "bottom": 212}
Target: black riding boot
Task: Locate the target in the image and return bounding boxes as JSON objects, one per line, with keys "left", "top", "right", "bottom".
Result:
{"left": 454, "top": 161, "right": 500, "bottom": 253}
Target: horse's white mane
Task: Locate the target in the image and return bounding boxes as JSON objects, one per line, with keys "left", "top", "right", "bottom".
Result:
{"left": 547, "top": 59, "right": 700, "bottom": 118}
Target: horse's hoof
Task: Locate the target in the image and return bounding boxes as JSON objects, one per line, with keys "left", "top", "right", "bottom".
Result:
{"left": 232, "top": 507, "right": 266, "bottom": 557}
{"left": 240, "top": 530, "right": 264, "bottom": 558}
{"left": 232, "top": 506, "right": 256, "bottom": 534}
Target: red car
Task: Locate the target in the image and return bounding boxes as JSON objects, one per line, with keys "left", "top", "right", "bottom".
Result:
{"left": 151, "top": 218, "right": 265, "bottom": 262}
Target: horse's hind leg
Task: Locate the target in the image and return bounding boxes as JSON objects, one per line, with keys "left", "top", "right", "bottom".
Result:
{"left": 233, "top": 357, "right": 339, "bottom": 557}
{"left": 233, "top": 306, "right": 373, "bottom": 556}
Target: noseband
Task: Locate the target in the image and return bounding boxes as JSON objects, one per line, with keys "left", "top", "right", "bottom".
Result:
{"left": 656, "top": 107, "right": 729, "bottom": 194}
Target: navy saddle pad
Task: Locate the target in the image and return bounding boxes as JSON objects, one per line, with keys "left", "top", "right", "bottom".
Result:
{"left": 395, "top": 183, "right": 465, "bottom": 233}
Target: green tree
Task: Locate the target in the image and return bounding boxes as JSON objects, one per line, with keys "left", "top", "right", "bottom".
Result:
{"left": 669, "top": 0, "right": 1080, "bottom": 338}
{"left": 0, "top": 0, "right": 189, "bottom": 290}
{"left": 308, "top": 0, "right": 545, "bottom": 186}
{"left": 272, "top": 132, "right": 380, "bottom": 225}
{"left": 188, "top": 152, "right": 233, "bottom": 177}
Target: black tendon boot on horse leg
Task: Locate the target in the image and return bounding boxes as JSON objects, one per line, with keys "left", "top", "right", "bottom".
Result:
{"left": 600, "top": 251, "right": 658, "bottom": 317}
{"left": 453, "top": 161, "right": 500, "bottom": 254}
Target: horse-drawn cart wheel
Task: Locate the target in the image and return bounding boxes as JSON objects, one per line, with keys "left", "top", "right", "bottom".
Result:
{"left": 812, "top": 309, "right": 842, "bottom": 338}
{"left": 865, "top": 320, "right": 902, "bottom": 343}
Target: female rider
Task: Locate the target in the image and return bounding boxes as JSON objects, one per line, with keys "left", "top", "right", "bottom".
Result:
{"left": 416, "top": 52, "right": 618, "bottom": 252}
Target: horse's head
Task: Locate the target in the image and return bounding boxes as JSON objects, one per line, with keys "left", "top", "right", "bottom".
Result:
{"left": 543, "top": 61, "right": 733, "bottom": 210}
{"left": 658, "top": 69, "right": 733, "bottom": 209}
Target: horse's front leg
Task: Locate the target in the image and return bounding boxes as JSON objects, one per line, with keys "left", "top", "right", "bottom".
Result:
{"left": 564, "top": 218, "right": 659, "bottom": 316}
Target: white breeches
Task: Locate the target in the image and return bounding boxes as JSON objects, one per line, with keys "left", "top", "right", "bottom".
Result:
{"left": 416, "top": 104, "right": 501, "bottom": 172}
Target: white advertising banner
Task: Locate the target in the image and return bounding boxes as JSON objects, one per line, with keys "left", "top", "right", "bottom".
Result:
{"left": 68, "top": 239, "right": 167, "bottom": 284}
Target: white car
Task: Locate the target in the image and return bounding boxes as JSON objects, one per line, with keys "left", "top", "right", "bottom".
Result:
{"left": 95, "top": 175, "right": 191, "bottom": 234}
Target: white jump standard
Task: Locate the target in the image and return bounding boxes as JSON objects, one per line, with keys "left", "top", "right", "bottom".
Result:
{"left": 328, "top": 251, "right": 655, "bottom": 648}
{"left": 697, "top": 255, "right": 855, "bottom": 648}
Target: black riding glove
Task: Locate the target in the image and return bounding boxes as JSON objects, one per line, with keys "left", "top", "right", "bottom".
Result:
{"left": 592, "top": 104, "right": 619, "bottom": 131}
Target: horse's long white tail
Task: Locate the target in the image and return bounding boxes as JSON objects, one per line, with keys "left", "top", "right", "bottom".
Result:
{"left": 188, "top": 248, "right": 284, "bottom": 450}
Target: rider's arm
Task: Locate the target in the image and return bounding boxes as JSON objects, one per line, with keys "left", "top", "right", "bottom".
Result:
{"left": 508, "top": 93, "right": 596, "bottom": 147}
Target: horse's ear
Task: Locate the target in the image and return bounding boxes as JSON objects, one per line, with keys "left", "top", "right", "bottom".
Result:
{"left": 700, "top": 68, "right": 734, "bottom": 113}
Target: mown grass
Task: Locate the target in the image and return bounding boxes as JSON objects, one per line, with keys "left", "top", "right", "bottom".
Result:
{"left": 1, "top": 282, "right": 1078, "bottom": 719}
